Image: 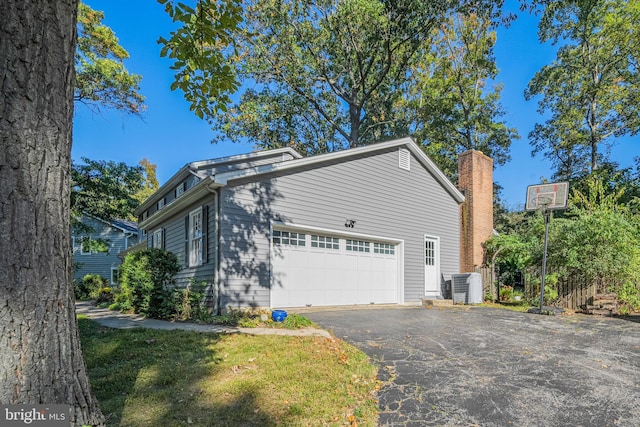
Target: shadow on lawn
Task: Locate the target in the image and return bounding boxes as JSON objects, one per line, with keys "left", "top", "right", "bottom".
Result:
{"left": 77, "top": 319, "right": 279, "bottom": 426}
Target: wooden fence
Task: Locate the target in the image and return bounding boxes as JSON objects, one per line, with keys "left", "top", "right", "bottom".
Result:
{"left": 479, "top": 266, "right": 605, "bottom": 310}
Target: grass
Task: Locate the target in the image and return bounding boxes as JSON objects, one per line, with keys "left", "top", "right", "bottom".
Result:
{"left": 78, "top": 316, "right": 379, "bottom": 426}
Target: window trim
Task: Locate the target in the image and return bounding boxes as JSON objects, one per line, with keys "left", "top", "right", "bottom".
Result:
{"left": 153, "top": 229, "right": 164, "bottom": 249}
{"left": 80, "top": 236, "right": 92, "bottom": 255}
{"left": 188, "top": 207, "right": 203, "bottom": 267}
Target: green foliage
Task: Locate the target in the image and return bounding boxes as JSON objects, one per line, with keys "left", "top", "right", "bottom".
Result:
{"left": 75, "top": 274, "right": 109, "bottom": 300}
{"left": 95, "top": 287, "right": 114, "bottom": 306}
{"left": 161, "top": 0, "right": 513, "bottom": 165}
{"left": 173, "top": 280, "right": 209, "bottom": 321}
{"left": 525, "top": 0, "right": 640, "bottom": 179}
{"left": 157, "top": 0, "right": 243, "bottom": 118}
{"left": 403, "top": 12, "right": 518, "bottom": 178}
{"left": 75, "top": 2, "right": 145, "bottom": 115}
{"left": 617, "top": 281, "right": 640, "bottom": 314}
{"left": 282, "top": 312, "right": 315, "bottom": 329}
{"left": 71, "top": 157, "right": 145, "bottom": 223}
{"left": 132, "top": 158, "right": 160, "bottom": 206}
{"left": 118, "top": 248, "right": 181, "bottom": 319}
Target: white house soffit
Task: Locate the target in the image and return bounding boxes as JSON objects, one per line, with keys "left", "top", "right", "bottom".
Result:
{"left": 138, "top": 177, "right": 220, "bottom": 230}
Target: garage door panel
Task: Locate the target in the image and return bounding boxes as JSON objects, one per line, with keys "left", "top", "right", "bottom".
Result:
{"left": 271, "top": 230, "right": 398, "bottom": 308}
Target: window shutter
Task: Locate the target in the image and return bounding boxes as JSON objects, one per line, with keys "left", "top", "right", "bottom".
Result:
{"left": 148, "top": 233, "right": 152, "bottom": 249}
{"left": 202, "top": 205, "right": 209, "bottom": 264}
{"left": 162, "top": 227, "right": 166, "bottom": 250}
{"left": 184, "top": 215, "right": 190, "bottom": 266}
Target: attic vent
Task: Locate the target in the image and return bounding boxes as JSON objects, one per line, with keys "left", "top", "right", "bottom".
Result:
{"left": 399, "top": 148, "right": 410, "bottom": 171}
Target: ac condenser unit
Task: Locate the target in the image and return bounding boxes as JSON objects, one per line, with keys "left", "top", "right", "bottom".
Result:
{"left": 451, "top": 273, "right": 483, "bottom": 304}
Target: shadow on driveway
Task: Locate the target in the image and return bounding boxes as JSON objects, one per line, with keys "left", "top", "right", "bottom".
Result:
{"left": 304, "top": 306, "right": 640, "bottom": 427}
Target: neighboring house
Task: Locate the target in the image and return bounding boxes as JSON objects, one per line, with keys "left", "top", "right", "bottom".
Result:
{"left": 135, "top": 137, "right": 467, "bottom": 311}
{"left": 72, "top": 214, "right": 139, "bottom": 284}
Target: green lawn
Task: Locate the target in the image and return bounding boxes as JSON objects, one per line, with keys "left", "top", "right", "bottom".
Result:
{"left": 78, "top": 317, "right": 379, "bottom": 426}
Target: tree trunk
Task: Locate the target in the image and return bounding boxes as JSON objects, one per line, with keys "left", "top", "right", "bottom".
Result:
{"left": 0, "top": 1, "right": 105, "bottom": 426}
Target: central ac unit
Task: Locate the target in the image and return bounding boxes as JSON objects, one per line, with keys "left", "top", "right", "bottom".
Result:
{"left": 451, "top": 273, "right": 483, "bottom": 304}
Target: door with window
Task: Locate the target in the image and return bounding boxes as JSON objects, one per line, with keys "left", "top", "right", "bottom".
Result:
{"left": 424, "top": 236, "right": 440, "bottom": 296}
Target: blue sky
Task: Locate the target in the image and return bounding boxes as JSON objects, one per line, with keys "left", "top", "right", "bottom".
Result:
{"left": 73, "top": 0, "right": 637, "bottom": 208}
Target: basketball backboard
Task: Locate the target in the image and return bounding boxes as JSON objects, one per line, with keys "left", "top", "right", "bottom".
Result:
{"left": 525, "top": 182, "right": 569, "bottom": 211}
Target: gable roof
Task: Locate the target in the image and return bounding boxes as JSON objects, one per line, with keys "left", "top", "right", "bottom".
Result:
{"left": 215, "top": 137, "right": 465, "bottom": 203}
{"left": 75, "top": 213, "right": 139, "bottom": 233}
{"left": 136, "top": 147, "right": 302, "bottom": 215}
{"left": 138, "top": 137, "right": 464, "bottom": 229}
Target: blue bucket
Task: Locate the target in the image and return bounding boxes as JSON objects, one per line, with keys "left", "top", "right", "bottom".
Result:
{"left": 272, "top": 310, "right": 288, "bottom": 322}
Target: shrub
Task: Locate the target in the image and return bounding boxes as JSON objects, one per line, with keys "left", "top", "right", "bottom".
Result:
{"left": 174, "top": 280, "right": 208, "bottom": 321}
{"left": 95, "top": 287, "right": 114, "bottom": 305}
{"left": 75, "top": 274, "right": 108, "bottom": 300}
{"left": 617, "top": 281, "right": 640, "bottom": 314}
{"left": 118, "top": 248, "right": 181, "bottom": 319}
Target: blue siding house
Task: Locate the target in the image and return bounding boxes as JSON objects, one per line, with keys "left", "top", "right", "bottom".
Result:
{"left": 72, "top": 214, "right": 139, "bottom": 284}
{"left": 135, "top": 137, "right": 466, "bottom": 312}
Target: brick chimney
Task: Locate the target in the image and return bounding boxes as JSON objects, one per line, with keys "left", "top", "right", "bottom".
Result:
{"left": 458, "top": 150, "right": 494, "bottom": 273}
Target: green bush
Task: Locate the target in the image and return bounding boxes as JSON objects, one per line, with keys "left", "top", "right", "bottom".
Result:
{"left": 617, "top": 281, "right": 640, "bottom": 314}
{"left": 95, "top": 286, "right": 114, "bottom": 305}
{"left": 174, "top": 280, "right": 208, "bottom": 321}
{"left": 118, "top": 248, "right": 181, "bottom": 319}
{"left": 75, "top": 274, "right": 109, "bottom": 300}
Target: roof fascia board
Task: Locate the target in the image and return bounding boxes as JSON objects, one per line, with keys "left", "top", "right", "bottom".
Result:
{"left": 138, "top": 177, "right": 221, "bottom": 230}
{"left": 136, "top": 164, "right": 193, "bottom": 215}
{"left": 189, "top": 147, "right": 303, "bottom": 170}
{"left": 78, "top": 212, "right": 130, "bottom": 233}
{"left": 136, "top": 147, "right": 303, "bottom": 216}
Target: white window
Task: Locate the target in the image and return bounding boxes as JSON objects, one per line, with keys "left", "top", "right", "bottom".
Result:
{"left": 311, "top": 234, "right": 339, "bottom": 250}
{"left": 153, "top": 229, "right": 163, "bottom": 249}
{"left": 272, "top": 230, "right": 306, "bottom": 247}
{"left": 346, "top": 239, "right": 370, "bottom": 253}
{"left": 425, "top": 239, "right": 436, "bottom": 266}
{"left": 80, "top": 236, "right": 92, "bottom": 255}
{"left": 374, "top": 242, "right": 395, "bottom": 255}
{"left": 176, "top": 183, "right": 185, "bottom": 198}
{"left": 157, "top": 198, "right": 165, "bottom": 210}
{"left": 110, "top": 267, "right": 120, "bottom": 285}
{"left": 189, "top": 208, "right": 203, "bottom": 267}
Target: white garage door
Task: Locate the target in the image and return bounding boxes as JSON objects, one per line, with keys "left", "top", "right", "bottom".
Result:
{"left": 271, "top": 229, "right": 399, "bottom": 308}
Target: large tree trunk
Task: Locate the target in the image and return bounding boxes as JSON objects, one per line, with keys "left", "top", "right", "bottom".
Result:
{"left": 0, "top": 1, "right": 105, "bottom": 426}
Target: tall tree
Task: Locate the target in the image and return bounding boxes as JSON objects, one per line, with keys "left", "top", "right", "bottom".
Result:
{"left": 160, "top": 0, "right": 507, "bottom": 156}
{"left": 71, "top": 158, "right": 146, "bottom": 223}
{"left": 525, "top": 0, "right": 640, "bottom": 180}
{"left": 0, "top": 0, "right": 105, "bottom": 425}
{"left": 75, "top": 2, "right": 145, "bottom": 116}
{"left": 133, "top": 158, "right": 160, "bottom": 205}
{"left": 402, "top": 12, "right": 518, "bottom": 178}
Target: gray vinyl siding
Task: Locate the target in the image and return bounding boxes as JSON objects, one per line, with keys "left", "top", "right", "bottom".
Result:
{"left": 72, "top": 216, "right": 137, "bottom": 283}
{"left": 149, "top": 196, "right": 218, "bottom": 297}
{"left": 218, "top": 147, "right": 460, "bottom": 308}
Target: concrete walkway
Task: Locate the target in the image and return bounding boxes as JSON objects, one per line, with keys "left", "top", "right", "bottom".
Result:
{"left": 75, "top": 301, "right": 332, "bottom": 338}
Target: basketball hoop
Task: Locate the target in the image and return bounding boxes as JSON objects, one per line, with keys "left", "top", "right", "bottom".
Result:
{"left": 524, "top": 181, "right": 569, "bottom": 314}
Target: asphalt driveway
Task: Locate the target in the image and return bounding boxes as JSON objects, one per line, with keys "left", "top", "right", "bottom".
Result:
{"left": 303, "top": 306, "right": 640, "bottom": 427}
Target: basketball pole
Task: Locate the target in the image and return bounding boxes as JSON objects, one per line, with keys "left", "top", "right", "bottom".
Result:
{"left": 539, "top": 207, "right": 551, "bottom": 312}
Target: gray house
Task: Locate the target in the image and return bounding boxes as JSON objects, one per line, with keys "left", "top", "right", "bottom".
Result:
{"left": 72, "top": 214, "right": 139, "bottom": 284}
{"left": 135, "top": 137, "right": 465, "bottom": 311}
